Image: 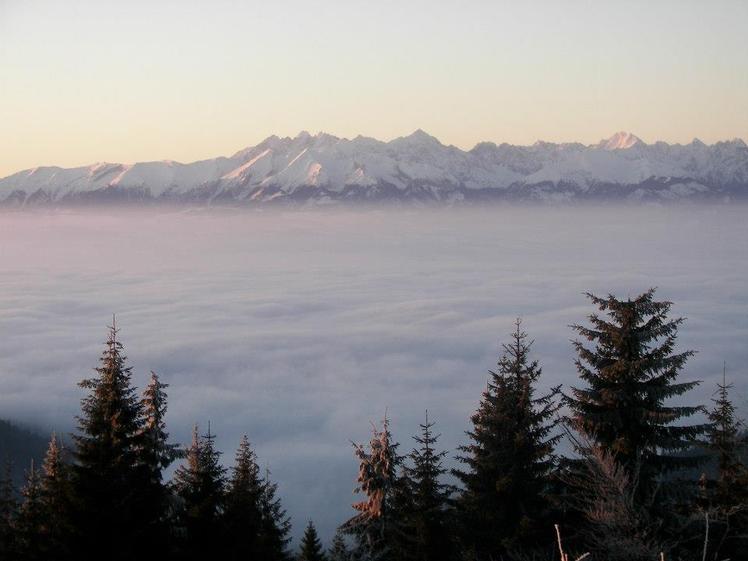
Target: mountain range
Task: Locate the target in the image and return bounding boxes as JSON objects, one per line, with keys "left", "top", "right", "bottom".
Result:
{"left": 2, "top": 131, "right": 747, "bottom": 206}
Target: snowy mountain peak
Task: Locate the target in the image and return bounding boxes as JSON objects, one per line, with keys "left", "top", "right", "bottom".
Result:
{"left": 396, "top": 129, "right": 442, "bottom": 145}
{"left": 598, "top": 131, "right": 643, "bottom": 150}
{"left": 1, "top": 131, "right": 747, "bottom": 206}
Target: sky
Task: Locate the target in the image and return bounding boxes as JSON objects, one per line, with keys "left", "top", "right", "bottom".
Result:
{"left": 1, "top": 206, "right": 746, "bottom": 543}
{"left": 1, "top": 0, "right": 747, "bottom": 177}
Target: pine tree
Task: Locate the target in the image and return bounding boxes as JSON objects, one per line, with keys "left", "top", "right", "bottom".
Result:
{"left": 566, "top": 290, "right": 706, "bottom": 493}
{"left": 0, "top": 462, "right": 17, "bottom": 560}
{"left": 328, "top": 530, "right": 352, "bottom": 561}
{"left": 258, "top": 465, "right": 292, "bottom": 561}
{"left": 299, "top": 520, "right": 327, "bottom": 561}
{"left": 704, "top": 365, "right": 747, "bottom": 499}
{"left": 699, "top": 365, "right": 748, "bottom": 559}
{"left": 402, "top": 412, "right": 454, "bottom": 561}
{"left": 343, "top": 415, "right": 404, "bottom": 561}
{"left": 172, "top": 424, "right": 226, "bottom": 561}
{"left": 71, "top": 320, "right": 144, "bottom": 561}
{"left": 15, "top": 460, "right": 44, "bottom": 561}
{"left": 389, "top": 464, "right": 415, "bottom": 561}
{"left": 223, "top": 435, "right": 264, "bottom": 560}
{"left": 137, "top": 371, "right": 180, "bottom": 554}
{"left": 454, "top": 320, "right": 561, "bottom": 560}
{"left": 38, "top": 433, "right": 73, "bottom": 561}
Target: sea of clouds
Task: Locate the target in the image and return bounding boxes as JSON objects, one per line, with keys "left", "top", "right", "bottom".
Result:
{"left": 1, "top": 205, "right": 746, "bottom": 543}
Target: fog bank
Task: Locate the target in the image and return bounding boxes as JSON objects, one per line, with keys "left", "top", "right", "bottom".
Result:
{"left": 1, "top": 206, "right": 746, "bottom": 542}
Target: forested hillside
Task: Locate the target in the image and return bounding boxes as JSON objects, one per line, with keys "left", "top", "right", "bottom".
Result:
{"left": 0, "top": 289, "right": 746, "bottom": 561}
{"left": 0, "top": 421, "right": 48, "bottom": 488}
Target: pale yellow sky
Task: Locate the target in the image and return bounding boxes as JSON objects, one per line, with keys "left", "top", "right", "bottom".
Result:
{"left": 1, "top": 0, "right": 747, "bottom": 177}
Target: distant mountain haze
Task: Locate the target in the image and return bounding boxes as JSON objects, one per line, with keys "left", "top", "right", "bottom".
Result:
{"left": 1, "top": 131, "right": 746, "bottom": 206}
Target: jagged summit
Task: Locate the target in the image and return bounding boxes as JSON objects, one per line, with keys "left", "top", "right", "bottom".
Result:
{"left": 1, "top": 131, "right": 746, "bottom": 206}
{"left": 390, "top": 129, "right": 443, "bottom": 146}
{"left": 597, "top": 131, "right": 643, "bottom": 150}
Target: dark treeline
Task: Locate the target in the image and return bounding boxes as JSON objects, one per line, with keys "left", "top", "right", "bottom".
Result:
{"left": 0, "top": 421, "right": 47, "bottom": 489}
{"left": 0, "top": 289, "right": 747, "bottom": 561}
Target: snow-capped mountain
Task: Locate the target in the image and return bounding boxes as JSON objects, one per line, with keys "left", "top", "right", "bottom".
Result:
{"left": 1, "top": 131, "right": 746, "bottom": 206}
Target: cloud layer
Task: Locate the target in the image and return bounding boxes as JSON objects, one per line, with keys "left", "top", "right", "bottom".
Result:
{"left": 1, "top": 206, "right": 747, "bottom": 543}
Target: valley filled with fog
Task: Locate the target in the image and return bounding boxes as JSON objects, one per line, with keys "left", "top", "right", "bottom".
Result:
{"left": 1, "top": 205, "right": 746, "bottom": 541}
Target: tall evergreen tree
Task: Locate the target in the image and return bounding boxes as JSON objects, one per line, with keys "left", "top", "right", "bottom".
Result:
{"left": 704, "top": 365, "right": 747, "bottom": 499}
{"left": 402, "top": 412, "right": 454, "bottom": 561}
{"left": 136, "top": 371, "right": 180, "bottom": 554}
{"left": 223, "top": 435, "right": 264, "bottom": 560}
{"left": 15, "top": 461, "right": 44, "bottom": 561}
{"left": 566, "top": 290, "right": 706, "bottom": 492}
{"left": 328, "top": 530, "right": 352, "bottom": 561}
{"left": 258, "top": 465, "right": 292, "bottom": 561}
{"left": 71, "top": 320, "right": 144, "bottom": 561}
{"left": 38, "top": 433, "right": 72, "bottom": 561}
{"left": 343, "top": 416, "right": 404, "bottom": 561}
{"left": 298, "top": 520, "right": 327, "bottom": 561}
{"left": 454, "top": 320, "right": 561, "bottom": 560}
{"left": 172, "top": 424, "right": 226, "bottom": 561}
{"left": 699, "top": 366, "right": 748, "bottom": 560}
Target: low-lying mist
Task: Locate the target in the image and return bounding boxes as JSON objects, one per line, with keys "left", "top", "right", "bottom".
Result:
{"left": 1, "top": 205, "right": 746, "bottom": 542}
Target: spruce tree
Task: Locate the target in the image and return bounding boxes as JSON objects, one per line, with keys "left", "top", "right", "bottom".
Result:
{"left": 704, "top": 365, "right": 747, "bottom": 499}
{"left": 258, "top": 465, "right": 292, "bottom": 561}
{"left": 454, "top": 320, "right": 561, "bottom": 560}
{"left": 172, "top": 424, "right": 226, "bottom": 561}
{"left": 328, "top": 530, "right": 352, "bottom": 561}
{"left": 15, "top": 460, "right": 44, "bottom": 561}
{"left": 223, "top": 435, "right": 264, "bottom": 560}
{"left": 71, "top": 320, "right": 144, "bottom": 561}
{"left": 403, "top": 412, "right": 454, "bottom": 561}
{"left": 137, "top": 372, "right": 180, "bottom": 554}
{"left": 343, "top": 416, "right": 404, "bottom": 561}
{"left": 700, "top": 366, "right": 748, "bottom": 559}
{"left": 566, "top": 290, "right": 706, "bottom": 492}
{"left": 38, "top": 433, "right": 72, "bottom": 561}
{"left": 299, "top": 520, "right": 327, "bottom": 561}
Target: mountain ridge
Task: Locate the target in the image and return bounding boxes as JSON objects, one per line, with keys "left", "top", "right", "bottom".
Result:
{"left": 2, "top": 131, "right": 747, "bottom": 206}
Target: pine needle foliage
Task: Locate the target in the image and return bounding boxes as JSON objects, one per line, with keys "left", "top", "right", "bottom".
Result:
{"left": 299, "top": 520, "right": 328, "bottom": 561}
{"left": 454, "top": 319, "right": 561, "bottom": 560}
{"left": 172, "top": 424, "right": 227, "bottom": 561}
{"left": 139, "top": 372, "right": 181, "bottom": 482}
{"left": 344, "top": 416, "right": 404, "bottom": 561}
{"left": 71, "top": 320, "right": 144, "bottom": 561}
{"left": 566, "top": 289, "right": 707, "bottom": 493}
{"left": 39, "top": 433, "right": 73, "bottom": 561}
{"left": 328, "top": 530, "right": 352, "bottom": 561}
{"left": 137, "top": 371, "right": 180, "bottom": 555}
{"left": 402, "top": 412, "right": 454, "bottom": 561}
{"left": 258, "top": 465, "right": 292, "bottom": 561}
{"left": 704, "top": 365, "right": 748, "bottom": 498}
{"left": 698, "top": 366, "right": 748, "bottom": 560}
{"left": 223, "top": 435, "right": 264, "bottom": 560}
